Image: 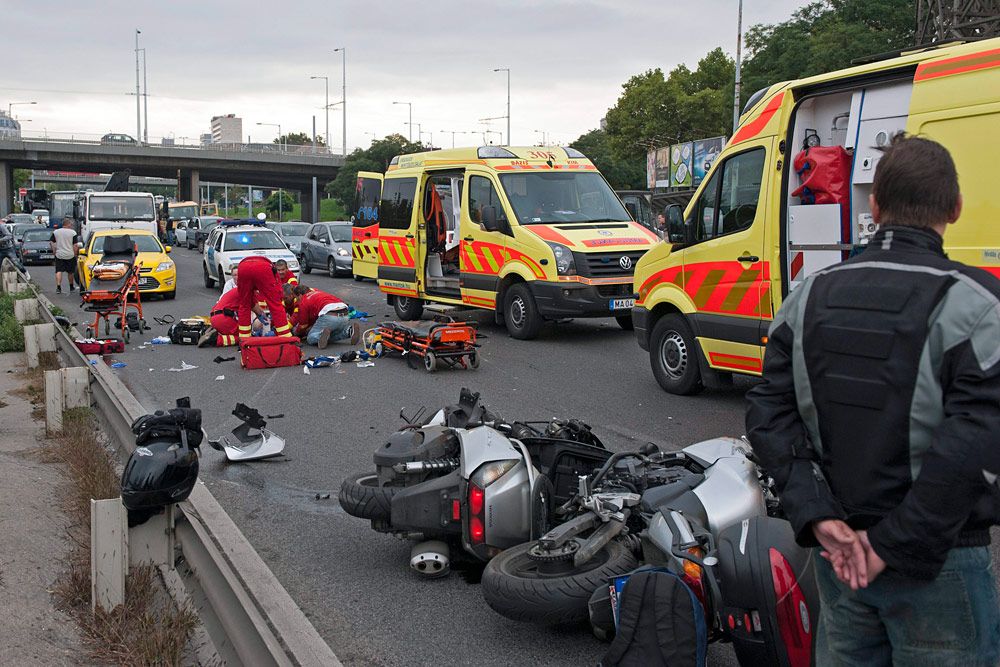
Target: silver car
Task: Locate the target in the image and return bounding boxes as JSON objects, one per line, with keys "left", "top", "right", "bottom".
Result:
{"left": 266, "top": 221, "right": 311, "bottom": 257}
{"left": 300, "top": 222, "right": 353, "bottom": 277}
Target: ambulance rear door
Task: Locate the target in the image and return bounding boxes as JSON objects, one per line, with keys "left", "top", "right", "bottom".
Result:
{"left": 376, "top": 176, "right": 421, "bottom": 300}
{"left": 352, "top": 171, "right": 382, "bottom": 279}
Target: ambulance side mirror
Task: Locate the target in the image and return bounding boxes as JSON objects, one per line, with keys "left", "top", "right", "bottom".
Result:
{"left": 665, "top": 205, "right": 686, "bottom": 244}
{"left": 481, "top": 206, "right": 501, "bottom": 233}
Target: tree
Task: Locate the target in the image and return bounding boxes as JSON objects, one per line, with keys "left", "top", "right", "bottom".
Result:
{"left": 741, "top": 0, "right": 915, "bottom": 101}
{"left": 265, "top": 190, "right": 295, "bottom": 217}
{"left": 275, "top": 132, "right": 325, "bottom": 147}
{"left": 569, "top": 129, "right": 645, "bottom": 189}
{"left": 325, "top": 134, "right": 426, "bottom": 210}
{"left": 604, "top": 48, "right": 735, "bottom": 162}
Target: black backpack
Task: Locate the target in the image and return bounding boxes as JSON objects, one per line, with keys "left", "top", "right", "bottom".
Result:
{"left": 601, "top": 567, "right": 707, "bottom": 667}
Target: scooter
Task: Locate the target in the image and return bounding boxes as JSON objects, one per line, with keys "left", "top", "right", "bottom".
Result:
{"left": 480, "top": 438, "right": 819, "bottom": 667}
{"left": 339, "top": 389, "right": 612, "bottom": 577}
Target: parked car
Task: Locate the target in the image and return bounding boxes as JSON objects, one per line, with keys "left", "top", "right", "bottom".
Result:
{"left": 5, "top": 213, "right": 35, "bottom": 226}
{"left": 176, "top": 215, "right": 221, "bottom": 248}
{"left": 78, "top": 229, "right": 176, "bottom": 298}
{"left": 10, "top": 222, "right": 38, "bottom": 244}
{"left": 18, "top": 228, "right": 55, "bottom": 265}
{"left": 300, "top": 222, "right": 353, "bottom": 277}
{"left": 194, "top": 219, "right": 222, "bottom": 253}
{"left": 266, "top": 221, "right": 310, "bottom": 256}
{"left": 100, "top": 133, "right": 137, "bottom": 145}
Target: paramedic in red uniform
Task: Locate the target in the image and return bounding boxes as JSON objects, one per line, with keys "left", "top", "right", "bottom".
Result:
{"left": 275, "top": 259, "right": 298, "bottom": 287}
{"left": 199, "top": 287, "right": 264, "bottom": 347}
{"left": 290, "top": 284, "right": 360, "bottom": 348}
{"left": 236, "top": 256, "right": 292, "bottom": 339}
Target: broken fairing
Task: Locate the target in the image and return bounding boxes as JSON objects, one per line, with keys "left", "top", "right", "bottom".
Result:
{"left": 207, "top": 403, "right": 286, "bottom": 461}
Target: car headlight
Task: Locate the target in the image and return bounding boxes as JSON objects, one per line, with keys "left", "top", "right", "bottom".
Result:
{"left": 545, "top": 242, "right": 576, "bottom": 275}
{"left": 289, "top": 242, "right": 300, "bottom": 252}
{"left": 156, "top": 261, "right": 173, "bottom": 272}
{"left": 337, "top": 248, "right": 349, "bottom": 257}
{"left": 287, "top": 260, "right": 299, "bottom": 270}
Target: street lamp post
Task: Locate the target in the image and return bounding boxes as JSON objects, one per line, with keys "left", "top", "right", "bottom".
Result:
{"left": 333, "top": 48, "right": 347, "bottom": 156}
{"left": 257, "top": 122, "right": 283, "bottom": 220}
{"left": 141, "top": 47, "right": 149, "bottom": 144}
{"left": 310, "top": 76, "right": 329, "bottom": 150}
{"left": 440, "top": 130, "right": 467, "bottom": 148}
{"left": 8, "top": 101, "right": 36, "bottom": 118}
{"left": 533, "top": 129, "right": 548, "bottom": 146}
{"left": 493, "top": 67, "right": 510, "bottom": 144}
{"left": 419, "top": 130, "right": 433, "bottom": 148}
{"left": 393, "top": 101, "right": 412, "bottom": 141}
{"left": 135, "top": 29, "right": 142, "bottom": 141}
{"left": 406, "top": 122, "right": 422, "bottom": 144}
{"left": 732, "top": 0, "right": 744, "bottom": 133}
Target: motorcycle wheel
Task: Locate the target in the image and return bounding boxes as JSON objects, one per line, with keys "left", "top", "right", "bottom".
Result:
{"left": 338, "top": 472, "right": 398, "bottom": 521}
{"left": 482, "top": 539, "right": 637, "bottom": 625}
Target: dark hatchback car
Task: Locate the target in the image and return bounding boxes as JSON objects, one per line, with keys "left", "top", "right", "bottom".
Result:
{"left": 100, "top": 133, "right": 137, "bottom": 145}
{"left": 18, "top": 228, "right": 55, "bottom": 265}
{"left": 194, "top": 219, "right": 222, "bottom": 253}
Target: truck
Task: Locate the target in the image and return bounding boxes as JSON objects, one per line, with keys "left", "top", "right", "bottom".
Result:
{"left": 22, "top": 188, "right": 48, "bottom": 213}
{"left": 76, "top": 191, "right": 158, "bottom": 242}
{"left": 48, "top": 190, "right": 88, "bottom": 228}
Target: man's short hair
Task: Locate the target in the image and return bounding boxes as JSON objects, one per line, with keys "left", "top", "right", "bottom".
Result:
{"left": 62, "top": 218, "right": 74, "bottom": 227}
{"left": 274, "top": 259, "right": 288, "bottom": 269}
{"left": 292, "top": 284, "right": 311, "bottom": 296}
{"left": 873, "top": 134, "right": 959, "bottom": 229}
{"left": 283, "top": 283, "right": 295, "bottom": 299}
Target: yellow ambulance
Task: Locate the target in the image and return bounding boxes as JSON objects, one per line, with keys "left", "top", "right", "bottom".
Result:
{"left": 632, "top": 38, "right": 1000, "bottom": 394}
{"left": 356, "top": 146, "right": 660, "bottom": 338}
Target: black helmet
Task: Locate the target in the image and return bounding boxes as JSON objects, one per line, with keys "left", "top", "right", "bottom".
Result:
{"left": 121, "top": 438, "right": 199, "bottom": 511}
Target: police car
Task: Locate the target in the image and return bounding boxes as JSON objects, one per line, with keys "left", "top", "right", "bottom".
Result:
{"left": 202, "top": 218, "right": 300, "bottom": 290}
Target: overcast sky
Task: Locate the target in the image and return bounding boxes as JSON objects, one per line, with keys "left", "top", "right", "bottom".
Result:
{"left": 5, "top": 0, "right": 805, "bottom": 151}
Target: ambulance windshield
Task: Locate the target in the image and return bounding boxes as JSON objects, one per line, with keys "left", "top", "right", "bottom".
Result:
{"left": 499, "top": 172, "right": 631, "bottom": 225}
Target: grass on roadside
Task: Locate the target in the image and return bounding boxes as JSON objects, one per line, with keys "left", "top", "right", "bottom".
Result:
{"left": 0, "top": 291, "right": 37, "bottom": 352}
{"left": 46, "top": 407, "right": 198, "bottom": 665}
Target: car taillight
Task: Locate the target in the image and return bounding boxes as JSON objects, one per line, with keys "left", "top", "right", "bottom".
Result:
{"left": 770, "top": 548, "right": 812, "bottom": 667}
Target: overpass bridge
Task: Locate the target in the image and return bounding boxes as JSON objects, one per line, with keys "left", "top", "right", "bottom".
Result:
{"left": 0, "top": 137, "right": 344, "bottom": 220}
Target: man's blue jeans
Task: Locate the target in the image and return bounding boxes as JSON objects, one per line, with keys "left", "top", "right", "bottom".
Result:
{"left": 815, "top": 546, "right": 999, "bottom": 666}
{"left": 305, "top": 313, "right": 352, "bottom": 345}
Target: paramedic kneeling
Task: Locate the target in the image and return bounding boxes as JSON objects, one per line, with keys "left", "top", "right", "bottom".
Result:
{"left": 745, "top": 135, "right": 1000, "bottom": 666}
{"left": 290, "top": 284, "right": 360, "bottom": 349}
{"left": 236, "top": 256, "right": 291, "bottom": 339}
{"left": 200, "top": 287, "right": 264, "bottom": 347}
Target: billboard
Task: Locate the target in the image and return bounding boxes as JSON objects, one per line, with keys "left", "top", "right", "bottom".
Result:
{"left": 647, "top": 146, "right": 671, "bottom": 188}
{"left": 670, "top": 142, "right": 693, "bottom": 188}
{"left": 692, "top": 136, "right": 726, "bottom": 185}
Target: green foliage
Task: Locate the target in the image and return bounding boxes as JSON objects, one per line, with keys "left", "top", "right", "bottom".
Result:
{"left": 741, "top": 0, "right": 915, "bottom": 103}
{"left": 264, "top": 190, "right": 295, "bottom": 217}
{"left": 604, "top": 48, "right": 735, "bottom": 161}
{"left": 569, "top": 130, "right": 645, "bottom": 189}
{"left": 275, "top": 132, "right": 325, "bottom": 147}
{"left": 325, "top": 134, "right": 426, "bottom": 210}
{"left": 0, "top": 293, "right": 25, "bottom": 352}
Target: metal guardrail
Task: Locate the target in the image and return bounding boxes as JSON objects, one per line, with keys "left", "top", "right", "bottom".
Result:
{"left": 2, "top": 261, "right": 341, "bottom": 667}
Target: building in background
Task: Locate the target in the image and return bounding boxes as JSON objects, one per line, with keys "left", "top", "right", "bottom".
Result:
{"left": 0, "top": 111, "right": 21, "bottom": 140}
{"left": 210, "top": 114, "right": 242, "bottom": 144}
{"left": 200, "top": 133, "right": 213, "bottom": 146}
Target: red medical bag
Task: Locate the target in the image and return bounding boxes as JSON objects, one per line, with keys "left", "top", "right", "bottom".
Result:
{"left": 75, "top": 338, "right": 126, "bottom": 355}
{"left": 791, "top": 146, "right": 852, "bottom": 240}
{"left": 239, "top": 336, "right": 302, "bottom": 369}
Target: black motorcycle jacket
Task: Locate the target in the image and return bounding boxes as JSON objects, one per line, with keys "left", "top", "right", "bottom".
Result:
{"left": 746, "top": 225, "right": 1000, "bottom": 580}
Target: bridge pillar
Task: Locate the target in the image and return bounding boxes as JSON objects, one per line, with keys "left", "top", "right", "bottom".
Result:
{"left": 178, "top": 169, "right": 200, "bottom": 202}
{"left": 301, "top": 188, "right": 316, "bottom": 223}
{"left": 0, "top": 162, "right": 13, "bottom": 217}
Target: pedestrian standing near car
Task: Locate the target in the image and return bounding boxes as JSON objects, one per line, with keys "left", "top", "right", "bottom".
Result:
{"left": 50, "top": 218, "right": 78, "bottom": 293}
{"left": 289, "top": 284, "right": 360, "bottom": 348}
{"left": 745, "top": 135, "right": 999, "bottom": 665}
{"left": 235, "top": 256, "right": 291, "bottom": 340}
{"left": 0, "top": 219, "right": 24, "bottom": 271}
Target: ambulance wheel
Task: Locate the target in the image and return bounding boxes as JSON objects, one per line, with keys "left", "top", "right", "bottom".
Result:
{"left": 504, "top": 284, "right": 543, "bottom": 340}
{"left": 467, "top": 352, "right": 479, "bottom": 369}
{"left": 614, "top": 314, "right": 634, "bottom": 331}
{"left": 393, "top": 295, "right": 423, "bottom": 320}
{"left": 353, "top": 274, "right": 364, "bottom": 282}
{"left": 424, "top": 351, "right": 437, "bottom": 372}
{"left": 650, "top": 314, "right": 703, "bottom": 395}
{"left": 203, "top": 264, "right": 215, "bottom": 288}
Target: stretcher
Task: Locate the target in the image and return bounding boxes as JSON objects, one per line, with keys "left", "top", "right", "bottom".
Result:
{"left": 375, "top": 320, "right": 479, "bottom": 372}
{"left": 79, "top": 235, "right": 146, "bottom": 343}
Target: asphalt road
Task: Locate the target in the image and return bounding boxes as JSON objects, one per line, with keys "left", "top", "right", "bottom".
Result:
{"left": 38, "top": 246, "right": 998, "bottom": 666}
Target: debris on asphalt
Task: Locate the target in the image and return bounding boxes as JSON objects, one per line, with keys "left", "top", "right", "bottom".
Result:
{"left": 215, "top": 375, "right": 225, "bottom": 381}
{"left": 266, "top": 413, "right": 285, "bottom": 419}
{"left": 213, "top": 355, "right": 236, "bottom": 364}
{"left": 303, "top": 366, "right": 310, "bottom": 375}
{"left": 151, "top": 336, "right": 171, "bottom": 344}
{"left": 111, "top": 362, "right": 127, "bottom": 369}
{"left": 304, "top": 355, "right": 339, "bottom": 369}
{"left": 357, "top": 360, "right": 375, "bottom": 368}
{"left": 315, "top": 493, "right": 331, "bottom": 500}
{"left": 167, "top": 361, "right": 198, "bottom": 372}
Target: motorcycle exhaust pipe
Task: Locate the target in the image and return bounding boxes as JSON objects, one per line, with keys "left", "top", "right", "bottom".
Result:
{"left": 409, "top": 540, "right": 450, "bottom": 578}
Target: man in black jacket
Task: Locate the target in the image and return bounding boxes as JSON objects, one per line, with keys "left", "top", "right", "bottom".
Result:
{"left": 746, "top": 135, "right": 999, "bottom": 665}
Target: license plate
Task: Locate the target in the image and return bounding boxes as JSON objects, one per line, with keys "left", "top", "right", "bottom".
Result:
{"left": 610, "top": 298, "right": 635, "bottom": 311}
{"left": 138, "top": 277, "right": 152, "bottom": 286}
{"left": 39, "top": 253, "right": 53, "bottom": 259}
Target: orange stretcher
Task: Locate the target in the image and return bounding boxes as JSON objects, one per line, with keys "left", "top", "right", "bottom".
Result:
{"left": 79, "top": 235, "right": 145, "bottom": 343}
{"left": 377, "top": 320, "right": 480, "bottom": 372}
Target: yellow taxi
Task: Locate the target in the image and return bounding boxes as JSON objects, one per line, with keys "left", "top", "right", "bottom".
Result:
{"left": 78, "top": 229, "right": 177, "bottom": 299}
